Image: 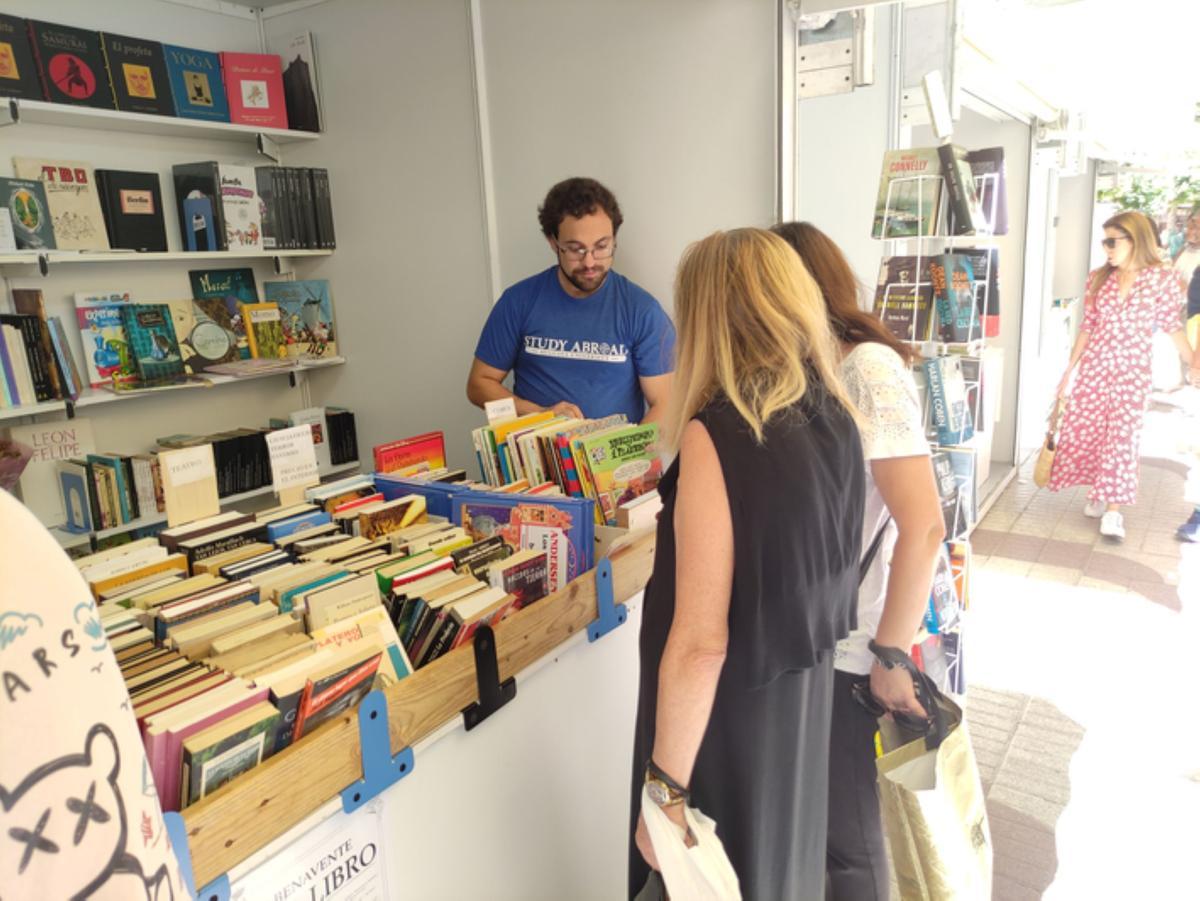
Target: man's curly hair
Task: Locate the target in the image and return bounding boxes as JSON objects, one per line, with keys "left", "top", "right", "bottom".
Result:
{"left": 537, "top": 177, "right": 624, "bottom": 238}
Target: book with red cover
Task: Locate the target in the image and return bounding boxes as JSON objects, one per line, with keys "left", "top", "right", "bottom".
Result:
{"left": 291, "top": 652, "right": 381, "bottom": 741}
{"left": 373, "top": 431, "right": 447, "bottom": 475}
{"left": 220, "top": 52, "right": 287, "bottom": 129}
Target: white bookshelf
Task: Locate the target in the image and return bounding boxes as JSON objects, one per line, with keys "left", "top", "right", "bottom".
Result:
{"left": 0, "top": 249, "right": 333, "bottom": 270}
{"left": 0, "top": 398, "right": 69, "bottom": 423}
{"left": 5, "top": 98, "right": 319, "bottom": 146}
{"left": 54, "top": 459, "right": 362, "bottom": 550}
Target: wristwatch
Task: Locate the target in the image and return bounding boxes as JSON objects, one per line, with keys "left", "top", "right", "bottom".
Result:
{"left": 644, "top": 758, "right": 689, "bottom": 808}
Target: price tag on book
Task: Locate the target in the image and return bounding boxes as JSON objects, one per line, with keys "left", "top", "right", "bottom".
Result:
{"left": 484, "top": 397, "right": 518, "bottom": 424}
{"left": 267, "top": 424, "right": 321, "bottom": 504}
{"left": 160, "top": 444, "right": 219, "bottom": 527}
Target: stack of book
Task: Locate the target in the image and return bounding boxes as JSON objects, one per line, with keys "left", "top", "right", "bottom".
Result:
{"left": 1, "top": 289, "right": 84, "bottom": 406}
{"left": 470, "top": 412, "right": 663, "bottom": 527}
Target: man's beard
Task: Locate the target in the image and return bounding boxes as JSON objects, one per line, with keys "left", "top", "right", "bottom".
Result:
{"left": 560, "top": 262, "right": 608, "bottom": 295}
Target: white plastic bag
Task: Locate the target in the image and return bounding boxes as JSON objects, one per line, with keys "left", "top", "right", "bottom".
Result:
{"left": 640, "top": 786, "right": 742, "bottom": 901}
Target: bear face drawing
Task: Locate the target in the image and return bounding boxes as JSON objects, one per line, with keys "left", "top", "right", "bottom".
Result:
{"left": 1, "top": 723, "right": 127, "bottom": 899}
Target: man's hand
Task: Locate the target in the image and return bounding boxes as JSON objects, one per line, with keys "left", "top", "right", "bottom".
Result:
{"left": 549, "top": 400, "right": 584, "bottom": 419}
{"left": 869, "top": 661, "right": 928, "bottom": 719}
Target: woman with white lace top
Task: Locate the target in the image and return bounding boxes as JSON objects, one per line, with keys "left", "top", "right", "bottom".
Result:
{"left": 773, "top": 222, "right": 946, "bottom": 900}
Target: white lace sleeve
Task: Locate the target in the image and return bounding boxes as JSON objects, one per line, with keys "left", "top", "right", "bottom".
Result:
{"left": 841, "top": 343, "right": 930, "bottom": 461}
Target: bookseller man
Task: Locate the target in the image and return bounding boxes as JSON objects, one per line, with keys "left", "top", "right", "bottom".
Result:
{"left": 466, "top": 177, "right": 674, "bottom": 425}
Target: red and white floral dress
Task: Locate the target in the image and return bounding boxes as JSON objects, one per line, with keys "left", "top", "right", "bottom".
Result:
{"left": 1048, "top": 266, "right": 1184, "bottom": 505}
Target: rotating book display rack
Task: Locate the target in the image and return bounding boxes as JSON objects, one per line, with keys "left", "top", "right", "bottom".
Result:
{"left": 872, "top": 144, "right": 1011, "bottom": 698}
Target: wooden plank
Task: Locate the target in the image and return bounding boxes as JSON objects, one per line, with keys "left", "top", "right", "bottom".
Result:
{"left": 183, "top": 530, "right": 656, "bottom": 885}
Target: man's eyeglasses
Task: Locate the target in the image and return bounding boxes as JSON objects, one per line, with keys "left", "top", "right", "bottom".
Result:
{"left": 556, "top": 239, "right": 616, "bottom": 261}
{"left": 1101, "top": 236, "right": 1130, "bottom": 249}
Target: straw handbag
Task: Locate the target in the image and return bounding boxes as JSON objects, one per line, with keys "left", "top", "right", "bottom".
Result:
{"left": 1033, "top": 400, "right": 1065, "bottom": 488}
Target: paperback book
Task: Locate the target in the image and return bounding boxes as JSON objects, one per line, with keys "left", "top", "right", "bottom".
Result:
{"left": 120, "top": 303, "right": 184, "bottom": 383}
{"left": 873, "top": 256, "right": 934, "bottom": 343}
{"left": 871, "top": 148, "right": 942, "bottom": 238}
{"left": 189, "top": 268, "right": 258, "bottom": 360}
{"left": 13, "top": 158, "right": 109, "bottom": 250}
{"left": 924, "top": 356, "right": 974, "bottom": 447}
{"left": 241, "top": 302, "right": 285, "bottom": 359}
{"left": 263, "top": 279, "right": 337, "bottom": 359}
{"left": 928, "top": 254, "right": 981, "bottom": 343}
{"left": 576, "top": 423, "right": 663, "bottom": 526}
{"left": 74, "top": 291, "right": 136, "bottom": 388}
{"left": 0, "top": 177, "right": 56, "bottom": 249}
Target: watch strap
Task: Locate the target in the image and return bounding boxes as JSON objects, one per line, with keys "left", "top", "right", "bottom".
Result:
{"left": 645, "top": 758, "right": 690, "bottom": 800}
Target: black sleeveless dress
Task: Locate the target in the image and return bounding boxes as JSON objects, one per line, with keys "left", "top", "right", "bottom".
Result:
{"left": 628, "top": 390, "right": 865, "bottom": 900}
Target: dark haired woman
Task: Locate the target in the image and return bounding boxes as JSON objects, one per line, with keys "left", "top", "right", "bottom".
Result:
{"left": 1050, "top": 210, "right": 1198, "bottom": 541}
{"left": 773, "top": 221, "right": 945, "bottom": 900}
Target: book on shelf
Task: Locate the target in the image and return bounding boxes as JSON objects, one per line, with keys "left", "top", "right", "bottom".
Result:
{"left": 0, "top": 177, "right": 56, "bottom": 249}
{"left": 309, "top": 605, "right": 412, "bottom": 683}
{"left": 871, "top": 148, "right": 942, "bottom": 238}
{"left": 11, "top": 289, "right": 68, "bottom": 399}
{"left": 924, "top": 544, "right": 961, "bottom": 635}
{"left": 100, "top": 31, "right": 174, "bottom": 117}
{"left": 240, "top": 302, "right": 286, "bottom": 359}
{"left": 373, "top": 431, "right": 446, "bottom": 475}
{"left": 955, "top": 247, "right": 1001, "bottom": 338}
{"left": 267, "top": 31, "right": 322, "bottom": 132}
{"left": 219, "top": 164, "right": 263, "bottom": 251}
{"left": 172, "top": 162, "right": 226, "bottom": 252}
{"left": 923, "top": 356, "right": 975, "bottom": 446}
{"left": 873, "top": 256, "right": 934, "bottom": 343}
{"left": 0, "top": 14, "right": 41, "bottom": 101}
{"left": 449, "top": 534, "right": 512, "bottom": 580}
{"left": 0, "top": 312, "right": 57, "bottom": 401}
{"left": 325, "top": 408, "right": 358, "bottom": 467}
{"left": 965, "top": 146, "right": 1008, "bottom": 236}
{"left": 180, "top": 701, "right": 280, "bottom": 808}
{"left": 93, "top": 168, "right": 168, "bottom": 251}
{"left": 4, "top": 417, "right": 93, "bottom": 522}
{"left": 290, "top": 648, "right": 381, "bottom": 742}
{"left": 930, "top": 451, "right": 966, "bottom": 540}
{"left": 163, "top": 297, "right": 237, "bottom": 375}
{"left": 616, "top": 490, "right": 663, "bottom": 531}
{"left": 936, "top": 143, "right": 988, "bottom": 237}
{"left": 928, "top": 254, "right": 982, "bottom": 344}
{"left": 304, "top": 572, "right": 378, "bottom": 631}
{"left": 188, "top": 267, "right": 258, "bottom": 359}
{"left": 574, "top": 422, "right": 662, "bottom": 526}
{"left": 162, "top": 43, "right": 229, "bottom": 122}
{"left": 120, "top": 303, "right": 185, "bottom": 383}
{"left": 220, "top": 51, "right": 288, "bottom": 130}
{"left": 26, "top": 20, "right": 115, "bottom": 109}
{"left": 13, "top": 157, "right": 110, "bottom": 251}
{"left": 487, "top": 548, "right": 550, "bottom": 610}
{"left": 73, "top": 291, "right": 137, "bottom": 389}
{"left": 452, "top": 492, "right": 595, "bottom": 592}
{"left": 263, "top": 280, "right": 338, "bottom": 359}
{"left": 0, "top": 202, "right": 15, "bottom": 251}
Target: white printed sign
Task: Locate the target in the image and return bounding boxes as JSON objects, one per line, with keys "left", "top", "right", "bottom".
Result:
{"left": 162, "top": 444, "right": 217, "bottom": 488}
{"left": 484, "top": 397, "right": 517, "bottom": 424}
{"left": 230, "top": 798, "right": 390, "bottom": 901}
{"left": 267, "top": 425, "right": 320, "bottom": 495}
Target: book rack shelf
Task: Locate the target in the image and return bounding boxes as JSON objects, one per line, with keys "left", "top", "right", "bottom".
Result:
{"left": 53, "top": 458, "right": 362, "bottom": 551}
{"left": 0, "top": 249, "right": 333, "bottom": 276}
{"left": 3, "top": 97, "right": 319, "bottom": 147}
{"left": 178, "top": 529, "right": 656, "bottom": 889}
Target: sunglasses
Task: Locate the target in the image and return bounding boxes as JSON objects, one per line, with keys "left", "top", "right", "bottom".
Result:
{"left": 1101, "top": 236, "right": 1130, "bottom": 249}
{"left": 851, "top": 678, "right": 935, "bottom": 735}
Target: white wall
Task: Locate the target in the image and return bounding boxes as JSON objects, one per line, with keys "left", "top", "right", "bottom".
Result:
{"left": 478, "top": 0, "right": 778, "bottom": 312}
{"left": 1052, "top": 161, "right": 1097, "bottom": 300}
{"left": 796, "top": 9, "right": 893, "bottom": 287}
{"left": 263, "top": 0, "right": 493, "bottom": 469}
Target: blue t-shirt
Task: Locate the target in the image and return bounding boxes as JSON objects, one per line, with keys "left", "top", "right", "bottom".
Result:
{"left": 474, "top": 266, "right": 675, "bottom": 423}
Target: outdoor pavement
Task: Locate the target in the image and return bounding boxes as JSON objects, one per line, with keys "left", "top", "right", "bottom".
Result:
{"left": 962, "top": 391, "right": 1200, "bottom": 899}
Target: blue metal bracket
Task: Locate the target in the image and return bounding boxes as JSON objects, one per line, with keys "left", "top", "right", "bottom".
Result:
{"left": 164, "top": 810, "right": 231, "bottom": 901}
{"left": 587, "top": 556, "right": 627, "bottom": 642}
{"left": 341, "top": 690, "right": 414, "bottom": 813}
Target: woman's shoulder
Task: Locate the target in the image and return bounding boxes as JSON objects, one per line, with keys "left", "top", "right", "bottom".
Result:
{"left": 841, "top": 341, "right": 910, "bottom": 385}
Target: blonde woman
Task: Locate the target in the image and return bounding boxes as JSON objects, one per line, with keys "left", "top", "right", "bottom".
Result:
{"left": 1050, "top": 211, "right": 1199, "bottom": 540}
{"left": 629, "top": 229, "right": 865, "bottom": 899}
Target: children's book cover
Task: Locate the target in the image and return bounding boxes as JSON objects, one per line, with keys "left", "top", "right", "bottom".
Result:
{"left": 263, "top": 279, "right": 336, "bottom": 358}
{"left": 73, "top": 291, "right": 136, "bottom": 388}
{"left": 578, "top": 423, "right": 662, "bottom": 526}
{"left": 240, "top": 302, "right": 285, "bottom": 359}
{"left": 189, "top": 268, "right": 258, "bottom": 360}
{"left": 120, "top": 303, "right": 184, "bottom": 383}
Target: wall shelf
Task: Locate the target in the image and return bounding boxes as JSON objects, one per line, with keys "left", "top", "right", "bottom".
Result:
{"left": 0, "top": 398, "right": 69, "bottom": 423}
{"left": 55, "top": 459, "right": 362, "bottom": 550}
{"left": 5, "top": 98, "right": 319, "bottom": 146}
{"left": 0, "top": 249, "right": 333, "bottom": 273}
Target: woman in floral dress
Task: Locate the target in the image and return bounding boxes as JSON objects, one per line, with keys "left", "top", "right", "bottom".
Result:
{"left": 1050, "top": 210, "right": 1200, "bottom": 540}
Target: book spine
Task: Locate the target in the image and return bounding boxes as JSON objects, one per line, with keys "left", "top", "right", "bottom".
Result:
{"left": 420, "top": 614, "right": 460, "bottom": 667}
{"left": 936, "top": 144, "right": 973, "bottom": 237}
{"left": 0, "top": 329, "right": 16, "bottom": 406}
{"left": 256, "top": 167, "right": 277, "bottom": 251}
{"left": 13, "top": 317, "right": 54, "bottom": 401}
{"left": 26, "top": 22, "right": 52, "bottom": 101}
{"left": 46, "top": 318, "right": 79, "bottom": 400}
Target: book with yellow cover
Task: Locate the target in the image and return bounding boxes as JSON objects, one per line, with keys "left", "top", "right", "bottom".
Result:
{"left": 240, "top": 301, "right": 286, "bottom": 359}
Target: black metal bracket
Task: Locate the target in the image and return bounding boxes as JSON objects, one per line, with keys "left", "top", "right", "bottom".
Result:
{"left": 256, "top": 133, "right": 281, "bottom": 163}
{"left": 38, "top": 253, "right": 49, "bottom": 276}
{"left": 461, "top": 624, "right": 516, "bottom": 731}
{"left": 1, "top": 98, "right": 17, "bottom": 127}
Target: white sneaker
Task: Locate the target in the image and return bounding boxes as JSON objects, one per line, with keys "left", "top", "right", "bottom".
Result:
{"left": 1084, "top": 501, "right": 1106, "bottom": 518}
{"left": 1100, "top": 511, "right": 1125, "bottom": 541}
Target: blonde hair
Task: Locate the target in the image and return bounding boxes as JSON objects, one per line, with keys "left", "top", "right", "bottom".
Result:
{"left": 1089, "top": 210, "right": 1165, "bottom": 296}
{"left": 665, "top": 228, "right": 855, "bottom": 447}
